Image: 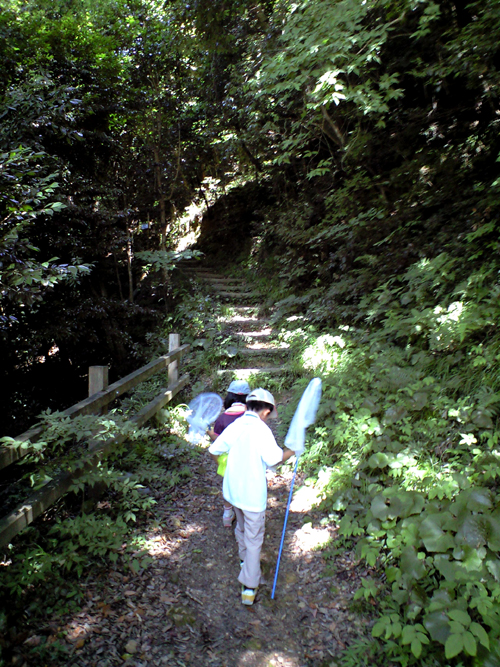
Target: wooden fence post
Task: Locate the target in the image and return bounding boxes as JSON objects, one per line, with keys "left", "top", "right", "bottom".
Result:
{"left": 89, "top": 366, "right": 109, "bottom": 397}
{"left": 86, "top": 366, "right": 109, "bottom": 506}
{"left": 168, "top": 334, "right": 180, "bottom": 385}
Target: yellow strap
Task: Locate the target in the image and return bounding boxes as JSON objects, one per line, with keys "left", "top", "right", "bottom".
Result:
{"left": 217, "top": 452, "right": 228, "bottom": 477}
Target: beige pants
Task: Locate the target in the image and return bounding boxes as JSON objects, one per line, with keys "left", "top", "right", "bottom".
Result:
{"left": 234, "top": 507, "right": 266, "bottom": 589}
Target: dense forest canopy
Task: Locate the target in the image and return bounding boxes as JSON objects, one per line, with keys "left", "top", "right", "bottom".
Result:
{"left": 1, "top": 0, "right": 499, "bottom": 433}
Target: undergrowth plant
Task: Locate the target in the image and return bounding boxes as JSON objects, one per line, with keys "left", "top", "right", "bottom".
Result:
{"left": 276, "top": 245, "right": 500, "bottom": 665}
{"left": 0, "top": 398, "right": 197, "bottom": 664}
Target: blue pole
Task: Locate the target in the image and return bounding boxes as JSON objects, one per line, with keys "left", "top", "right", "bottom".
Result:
{"left": 271, "top": 456, "right": 299, "bottom": 600}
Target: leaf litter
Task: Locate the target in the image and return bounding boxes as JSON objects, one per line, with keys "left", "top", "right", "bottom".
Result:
{"left": 22, "top": 454, "right": 372, "bottom": 667}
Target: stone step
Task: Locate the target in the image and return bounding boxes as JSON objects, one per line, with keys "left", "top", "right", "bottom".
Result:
{"left": 211, "top": 284, "right": 255, "bottom": 292}
{"left": 211, "top": 285, "right": 253, "bottom": 294}
{"left": 194, "top": 274, "right": 244, "bottom": 281}
{"left": 216, "top": 367, "right": 290, "bottom": 378}
{"left": 238, "top": 347, "right": 289, "bottom": 356}
{"left": 214, "top": 290, "right": 261, "bottom": 299}
{"left": 179, "top": 268, "right": 248, "bottom": 286}
{"left": 211, "top": 283, "right": 252, "bottom": 290}
{"left": 218, "top": 311, "right": 265, "bottom": 319}
{"left": 224, "top": 306, "right": 259, "bottom": 314}
{"left": 188, "top": 273, "right": 246, "bottom": 285}
{"left": 234, "top": 330, "right": 273, "bottom": 339}
{"left": 177, "top": 266, "right": 215, "bottom": 273}
{"left": 205, "top": 279, "right": 248, "bottom": 287}
{"left": 219, "top": 319, "right": 270, "bottom": 332}
{"left": 204, "top": 276, "right": 248, "bottom": 285}
{"left": 181, "top": 268, "right": 243, "bottom": 281}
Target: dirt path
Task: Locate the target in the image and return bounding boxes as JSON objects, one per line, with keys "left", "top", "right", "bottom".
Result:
{"left": 64, "top": 457, "right": 366, "bottom": 667}
{"left": 37, "top": 267, "right": 369, "bottom": 667}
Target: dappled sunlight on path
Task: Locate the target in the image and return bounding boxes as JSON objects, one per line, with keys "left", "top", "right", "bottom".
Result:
{"left": 53, "top": 452, "right": 369, "bottom": 666}
{"left": 48, "top": 266, "right": 374, "bottom": 666}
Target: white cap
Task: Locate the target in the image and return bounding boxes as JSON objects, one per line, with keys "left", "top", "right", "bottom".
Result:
{"left": 228, "top": 380, "right": 251, "bottom": 395}
{"left": 246, "top": 388, "right": 278, "bottom": 418}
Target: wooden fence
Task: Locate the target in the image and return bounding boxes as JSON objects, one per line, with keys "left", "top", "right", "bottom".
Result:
{"left": 0, "top": 334, "right": 190, "bottom": 548}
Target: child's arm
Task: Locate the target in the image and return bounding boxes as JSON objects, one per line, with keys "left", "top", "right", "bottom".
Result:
{"left": 208, "top": 431, "right": 228, "bottom": 464}
{"left": 281, "top": 448, "right": 295, "bottom": 463}
{"left": 268, "top": 448, "right": 295, "bottom": 471}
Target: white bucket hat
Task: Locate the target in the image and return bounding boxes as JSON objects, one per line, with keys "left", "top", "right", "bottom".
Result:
{"left": 246, "top": 388, "right": 278, "bottom": 418}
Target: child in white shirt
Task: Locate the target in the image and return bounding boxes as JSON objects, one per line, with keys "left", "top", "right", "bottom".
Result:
{"left": 209, "top": 388, "right": 295, "bottom": 605}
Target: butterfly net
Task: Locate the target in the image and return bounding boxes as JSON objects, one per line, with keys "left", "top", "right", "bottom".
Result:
{"left": 284, "top": 377, "right": 322, "bottom": 455}
{"left": 186, "top": 392, "right": 223, "bottom": 444}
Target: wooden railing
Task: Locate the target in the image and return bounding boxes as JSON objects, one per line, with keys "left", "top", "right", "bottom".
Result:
{"left": 0, "top": 334, "right": 190, "bottom": 547}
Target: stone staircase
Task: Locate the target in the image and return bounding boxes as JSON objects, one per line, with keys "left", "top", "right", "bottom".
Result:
{"left": 179, "top": 265, "right": 259, "bottom": 301}
{"left": 178, "top": 263, "right": 291, "bottom": 382}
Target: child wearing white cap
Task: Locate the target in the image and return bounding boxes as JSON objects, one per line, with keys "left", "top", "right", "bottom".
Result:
{"left": 208, "top": 380, "right": 251, "bottom": 527}
{"left": 208, "top": 387, "right": 295, "bottom": 605}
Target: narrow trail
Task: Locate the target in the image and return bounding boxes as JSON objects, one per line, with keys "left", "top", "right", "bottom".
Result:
{"left": 46, "top": 266, "right": 368, "bottom": 667}
{"left": 179, "top": 263, "right": 290, "bottom": 382}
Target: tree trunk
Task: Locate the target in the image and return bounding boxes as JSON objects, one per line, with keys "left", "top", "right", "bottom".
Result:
{"left": 126, "top": 229, "right": 134, "bottom": 303}
{"left": 153, "top": 144, "right": 168, "bottom": 251}
{"left": 113, "top": 252, "right": 124, "bottom": 301}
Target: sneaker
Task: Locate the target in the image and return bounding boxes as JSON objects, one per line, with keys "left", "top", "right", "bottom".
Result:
{"left": 223, "top": 508, "right": 235, "bottom": 527}
{"left": 241, "top": 587, "right": 257, "bottom": 606}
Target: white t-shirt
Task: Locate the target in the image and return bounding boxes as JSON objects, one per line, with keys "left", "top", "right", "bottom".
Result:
{"left": 208, "top": 411, "right": 284, "bottom": 512}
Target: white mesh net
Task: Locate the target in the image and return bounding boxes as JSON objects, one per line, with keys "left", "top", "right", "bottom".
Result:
{"left": 186, "top": 392, "right": 223, "bottom": 444}
{"left": 284, "top": 377, "right": 322, "bottom": 455}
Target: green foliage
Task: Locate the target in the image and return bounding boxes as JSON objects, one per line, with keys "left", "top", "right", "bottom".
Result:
{"left": 283, "top": 263, "right": 500, "bottom": 663}
{"left": 2, "top": 1, "right": 500, "bottom": 666}
{"left": 136, "top": 249, "right": 203, "bottom": 276}
{"left": 0, "top": 380, "right": 196, "bottom": 602}
{"left": 0, "top": 0, "right": 223, "bottom": 433}
{"left": 235, "top": 6, "right": 500, "bottom": 659}
{"left": 254, "top": 0, "right": 412, "bottom": 149}
{"left": 0, "top": 146, "right": 91, "bottom": 310}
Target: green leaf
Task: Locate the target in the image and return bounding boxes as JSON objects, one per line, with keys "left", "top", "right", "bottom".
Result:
{"left": 445, "top": 633, "right": 464, "bottom": 659}
{"left": 485, "top": 555, "right": 500, "bottom": 581}
{"left": 485, "top": 515, "right": 500, "bottom": 551}
{"left": 453, "top": 489, "right": 493, "bottom": 515}
{"left": 383, "top": 405, "right": 408, "bottom": 424}
{"left": 411, "top": 638, "right": 422, "bottom": 658}
{"left": 372, "top": 619, "right": 387, "bottom": 638}
{"left": 470, "top": 622, "right": 489, "bottom": 649}
{"left": 434, "top": 554, "right": 465, "bottom": 581}
{"left": 462, "top": 545, "right": 486, "bottom": 571}
{"left": 400, "top": 546, "right": 427, "bottom": 580}
{"left": 371, "top": 495, "right": 389, "bottom": 521}
{"left": 411, "top": 392, "right": 428, "bottom": 410}
{"left": 473, "top": 637, "right": 500, "bottom": 666}
{"left": 424, "top": 611, "right": 451, "bottom": 644}
{"left": 464, "top": 632, "right": 477, "bottom": 656}
{"left": 448, "top": 609, "right": 471, "bottom": 626}
{"left": 420, "top": 515, "right": 455, "bottom": 552}
{"left": 471, "top": 409, "right": 494, "bottom": 429}
{"left": 401, "top": 625, "right": 414, "bottom": 645}
{"left": 455, "top": 516, "right": 488, "bottom": 549}
{"left": 367, "top": 452, "right": 389, "bottom": 468}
